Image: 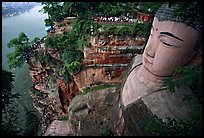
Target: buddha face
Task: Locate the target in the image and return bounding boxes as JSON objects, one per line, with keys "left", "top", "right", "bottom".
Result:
{"left": 142, "top": 17, "right": 198, "bottom": 77}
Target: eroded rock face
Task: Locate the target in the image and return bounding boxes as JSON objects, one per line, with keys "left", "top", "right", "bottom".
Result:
{"left": 67, "top": 87, "right": 119, "bottom": 136}
{"left": 73, "top": 67, "right": 127, "bottom": 91}
{"left": 28, "top": 56, "right": 79, "bottom": 133}
{"left": 43, "top": 120, "right": 73, "bottom": 136}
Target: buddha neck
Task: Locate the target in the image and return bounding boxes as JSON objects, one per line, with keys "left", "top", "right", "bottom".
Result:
{"left": 137, "top": 65, "right": 164, "bottom": 86}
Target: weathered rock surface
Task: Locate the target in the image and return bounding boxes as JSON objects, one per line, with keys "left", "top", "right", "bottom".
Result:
{"left": 43, "top": 120, "right": 73, "bottom": 136}
{"left": 67, "top": 87, "right": 120, "bottom": 136}
{"left": 73, "top": 67, "right": 127, "bottom": 91}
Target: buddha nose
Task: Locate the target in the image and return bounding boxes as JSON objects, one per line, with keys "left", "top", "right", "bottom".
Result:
{"left": 145, "top": 45, "right": 156, "bottom": 58}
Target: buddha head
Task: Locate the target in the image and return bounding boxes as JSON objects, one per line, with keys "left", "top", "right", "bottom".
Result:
{"left": 139, "top": 3, "right": 202, "bottom": 85}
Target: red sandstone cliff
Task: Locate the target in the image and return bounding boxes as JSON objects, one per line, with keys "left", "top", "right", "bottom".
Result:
{"left": 27, "top": 16, "right": 147, "bottom": 134}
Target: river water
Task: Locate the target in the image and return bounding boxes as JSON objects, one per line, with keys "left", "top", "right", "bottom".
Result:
{"left": 2, "top": 4, "right": 47, "bottom": 97}
{"left": 2, "top": 4, "right": 48, "bottom": 134}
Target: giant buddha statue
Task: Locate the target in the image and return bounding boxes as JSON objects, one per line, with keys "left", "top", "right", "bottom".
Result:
{"left": 115, "top": 2, "right": 202, "bottom": 135}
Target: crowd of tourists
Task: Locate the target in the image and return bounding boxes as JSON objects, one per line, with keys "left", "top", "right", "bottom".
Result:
{"left": 93, "top": 16, "right": 134, "bottom": 23}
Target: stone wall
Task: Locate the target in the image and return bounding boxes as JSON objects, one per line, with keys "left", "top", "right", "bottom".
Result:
{"left": 75, "top": 35, "right": 146, "bottom": 91}
{"left": 73, "top": 67, "right": 127, "bottom": 91}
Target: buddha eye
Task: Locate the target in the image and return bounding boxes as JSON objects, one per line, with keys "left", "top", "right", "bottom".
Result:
{"left": 160, "top": 39, "right": 174, "bottom": 47}
{"left": 159, "top": 32, "right": 183, "bottom": 48}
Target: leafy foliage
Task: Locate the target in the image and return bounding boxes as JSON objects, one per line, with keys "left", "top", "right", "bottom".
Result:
{"left": 2, "top": 70, "right": 22, "bottom": 136}
{"left": 23, "top": 110, "right": 41, "bottom": 136}
{"left": 98, "top": 2, "right": 136, "bottom": 17}
{"left": 170, "top": 2, "right": 202, "bottom": 30}
{"left": 44, "top": 36, "right": 55, "bottom": 48}
{"left": 62, "top": 66, "right": 71, "bottom": 83}
{"left": 71, "top": 16, "right": 100, "bottom": 42}
{"left": 140, "top": 106, "right": 202, "bottom": 136}
{"left": 7, "top": 32, "right": 42, "bottom": 69}
{"left": 63, "top": 2, "right": 100, "bottom": 17}
{"left": 7, "top": 32, "right": 31, "bottom": 69}
{"left": 162, "top": 66, "right": 202, "bottom": 102}
{"left": 2, "top": 69, "right": 42, "bottom": 136}
{"left": 82, "top": 83, "right": 119, "bottom": 95}
{"left": 58, "top": 115, "right": 68, "bottom": 120}
{"left": 44, "top": 18, "right": 54, "bottom": 26}
{"left": 2, "top": 70, "right": 20, "bottom": 111}
{"left": 31, "top": 37, "right": 40, "bottom": 45}
{"left": 57, "top": 23, "right": 65, "bottom": 27}
{"left": 43, "top": 29, "right": 84, "bottom": 83}
{"left": 2, "top": 70, "right": 41, "bottom": 136}
{"left": 100, "top": 127, "right": 115, "bottom": 136}
{"left": 138, "top": 2, "right": 164, "bottom": 14}
{"left": 40, "top": 2, "right": 65, "bottom": 23}
{"left": 66, "top": 60, "right": 81, "bottom": 74}
{"left": 2, "top": 109, "right": 22, "bottom": 136}
{"left": 50, "top": 75, "right": 56, "bottom": 84}
{"left": 100, "top": 22, "right": 151, "bottom": 38}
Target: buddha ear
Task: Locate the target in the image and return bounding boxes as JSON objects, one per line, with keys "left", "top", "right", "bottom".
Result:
{"left": 185, "top": 50, "right": 196, "bottom": 65}
{"left": 187, "top": 50, "right": 201, "bottom": 66}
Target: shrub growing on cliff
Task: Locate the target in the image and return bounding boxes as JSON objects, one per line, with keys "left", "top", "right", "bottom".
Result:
{"left": 139, "top": 106, "right": 202, "bottom": 136}
{"left": 62, "top": 66, "right": 71, "bottom": 83}
{"left": 100, "top": 22, "right": 151, "bottom": 38}
{"left": 44, "top": 18, "right": 54, "bottom": 26}
{"left": 98, "top": 2, "right": 135, "bottom": 17}
{"left": 66, "top": 60, "right": 81, "bottom": 75}
{"left": 50, "top": 76, "right": 56, "bottom": 84}
{"left": 58, "top": 23, "right": 65, "bottom": 27}
{"left": 100, "top": 127, "right": 115, "bottom": 136}
{"left": 40, "top": 2, "right": 65, "bottom": 23}
{"left": 7, "top": 32, "right": 43, "bottom": 69}
{"left": 58, "top": 115, "right": 68, "bottom": 120}
{"left": 162, "top": 66, "right": 202, "bottom": 102}
{"left": 45, "top": 36, "right": 55, "bottom": 48}
{"left": 116, "top": 26, "right": 132, "bottom": 36}
{"left": 7, "top": 32, "right": 30, "bottom": 69}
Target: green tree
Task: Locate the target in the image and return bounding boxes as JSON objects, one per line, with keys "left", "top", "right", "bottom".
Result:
{"left": 62, "top": 46, "right": 84, "bottom": 65}
{"left": 44, "top": 36, "right": 55, "bottom": 48}
{"left": 61, "top": 66, "right": 71, "bottom": 83}
{"left": 40, "top": 2, "right": 65, "bottom": 23}
{"left": 66, "top": 60, "right": 81, "bottom": 74}
{"left": 2, "top": 70, "right": 21, "bottom": 135}
{"left": 23, "top": 110, "right": 41, "bottom": 136}
{"left": 2, "top": 70, "right": 21, "bottom": 111}
{"left": 44, "top": 18, "right": 54, "bottom": 26}
{"left": 138, "top": 2, "right": 164, "bottom": 15}
{"left": 98, "top": 2, "right": 137, "bottom": 17}
{"left": 63, "top": 2, "right": 99, "bottom": 17}
{"left": 31, "top": 37, "right": 40, "bottom": 45}
{"left": 50, "top": 75, "right": 56, "bottom": 84}
{"left": 7, "top": 32, "right": 31, "bottom": 69}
